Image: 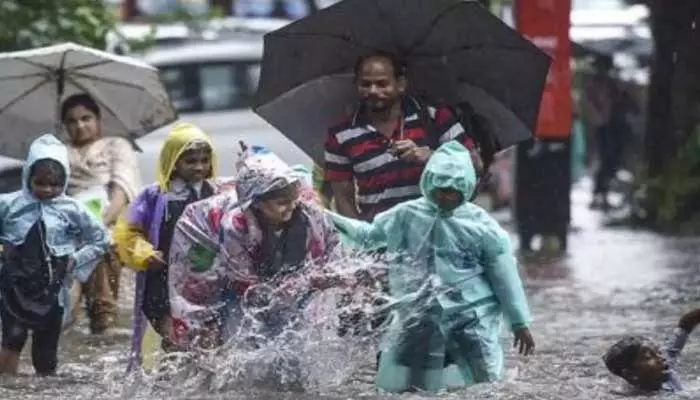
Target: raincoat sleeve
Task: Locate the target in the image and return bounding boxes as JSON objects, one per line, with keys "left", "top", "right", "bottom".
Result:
{"left": 113, "top": 218, "right": 155, "bottom": 272}
{"left": 480, "top": 213, "right": 532, "bottom": 331}
{"left": 70, "top": 201, "right": 112, "bottom": 283}
{"left": 325, "top": 209, "right": 390, "bottom": 251}
{"left": 113, "top": 188, "right": 158, "bottom": 271}
{"left": 168, "top": 195, "right": 243, "bottom": 346}
{"left": 0, "top": 194, "right": 9, "bottom": 255}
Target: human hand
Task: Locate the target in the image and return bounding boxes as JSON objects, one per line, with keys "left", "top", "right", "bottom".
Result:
{"left": 513, "top": 327, "right": 535, "bottom": 355}
{"left": 390, "top": 140, "right": 432, "bottom": 163}
{"left": 679, "top": 308, "right": 700, "bottom": 332}
{"left": 148, "top": 251, "right": 166, "bottom": 270}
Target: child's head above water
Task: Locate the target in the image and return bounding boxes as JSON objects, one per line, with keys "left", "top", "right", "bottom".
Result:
{"left": 172, "top": 140, "right": 213, "bottom": 184}
{"left": 28, "top": 158, "right": 66, "bottom": 201}
{"left": 431, "top": 187, "right": 464, "bottom": 212}
{"left": 603, "top": 336, "right": 669, "bottom": 391}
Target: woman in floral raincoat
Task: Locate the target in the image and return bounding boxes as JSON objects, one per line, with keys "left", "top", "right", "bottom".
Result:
{"left": 167, "top": 146, "right": 341, "bottom": 350}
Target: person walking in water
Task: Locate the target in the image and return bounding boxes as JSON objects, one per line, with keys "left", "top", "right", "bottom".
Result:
{"left": 0, "top": 134, "right": 110, "bottom": 375}
{"left": 114, "top": 122, "right": 234, "bottom": 371}
{"left": 328, "top": 141, "right": 535, "bottom": 393}
{"left": 584, "top": 55, "right": 637, "bottom": 210}
{"left": 324, "top": 52, "right": 480, "bottom": 222}
{"left": 61, "top": 93, "right": 141, "bottom": 334}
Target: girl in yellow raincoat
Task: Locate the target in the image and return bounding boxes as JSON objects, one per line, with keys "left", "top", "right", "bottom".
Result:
{"left": 113, "top": 123, "right": 235, "bottom": 372}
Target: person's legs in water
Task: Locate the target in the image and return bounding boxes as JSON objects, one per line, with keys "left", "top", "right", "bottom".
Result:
{"left": 149, "top": 144, "right": 214, "bottom": 351}
{"left": 592, "top": 125, "right": 616, "bottom": 210}
{"left": 83, "top": 252, "right": 121, "bottom": 334}
{"left": 30, "top": 304, "right": 64, "bottom": 376}
{"left": 446, "top": 311, "right": 504, "bottom": 386}
{"left": 142, "top": 266, "right": 177, "bottom": 351}
{"left": 0, "top": 307, "right": 28, "bottom": 374}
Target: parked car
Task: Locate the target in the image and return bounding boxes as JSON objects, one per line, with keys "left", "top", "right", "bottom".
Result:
{"left": 134, "top": 37, "right": 311, "bottom": 184}
{"left": 105, "top": 17, "right": 289, "bottom": 55}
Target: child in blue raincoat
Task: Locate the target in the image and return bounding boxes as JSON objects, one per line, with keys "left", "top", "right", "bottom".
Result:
{"left": 328, "top": 140, "right": 535, "bottom": 393}
{"left": 0, "top": 134, "right": 110, "bottom": 375}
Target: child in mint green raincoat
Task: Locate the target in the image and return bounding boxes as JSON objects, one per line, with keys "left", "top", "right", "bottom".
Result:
{"left": 328, "top": 141, "right": 535, "bottom": 393}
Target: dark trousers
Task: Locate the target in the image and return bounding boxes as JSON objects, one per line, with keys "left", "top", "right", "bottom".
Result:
{"left": 593, "top": 125, "right": 625, "bottom": 196}
{"left": 1, "top": 302, "right": 63, "bottom": 375}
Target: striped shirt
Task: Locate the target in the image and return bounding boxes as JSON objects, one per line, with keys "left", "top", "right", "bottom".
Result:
{"left": 324, "top": 98, "right": 475, "bottom": 218}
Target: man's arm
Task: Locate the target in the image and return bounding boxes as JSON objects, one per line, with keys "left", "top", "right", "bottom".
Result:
{"left": 324, "top": 129, "right": 360, "bottom": 218}
{"left": 330, "top": 180, "right": 360, "bottom": 219}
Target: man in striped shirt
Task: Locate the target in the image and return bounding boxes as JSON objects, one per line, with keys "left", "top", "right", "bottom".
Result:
{"left": 324, "top": 52, "right": 481, "bottom": 221}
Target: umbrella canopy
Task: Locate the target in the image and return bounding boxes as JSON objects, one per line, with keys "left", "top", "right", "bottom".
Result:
{"left": 0, "top": 42, "right": 177, "bottom": 159}
{"left": 253, "top": 0, "right": 551, "bottom": 164}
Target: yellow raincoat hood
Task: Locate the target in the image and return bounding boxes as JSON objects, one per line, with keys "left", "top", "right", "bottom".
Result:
{"left": 156, "top": 122, "right": 217, "bottom": 191}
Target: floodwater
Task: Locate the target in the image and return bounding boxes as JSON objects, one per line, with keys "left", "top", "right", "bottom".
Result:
{"left": 2, "top": 180, "right": 700, "bottom": 400}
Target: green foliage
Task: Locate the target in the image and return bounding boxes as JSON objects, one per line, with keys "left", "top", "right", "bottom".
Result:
{"left": 646, "top": 125, "right": 700, "bottom": 227}
{"left": 0, "top": 0, "right": 117, "bottom": 52}
{"left": 147, "top": 5, "right": 226, "bottom": 33}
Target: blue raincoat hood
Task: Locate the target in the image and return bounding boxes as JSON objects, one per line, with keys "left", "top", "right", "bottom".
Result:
{"left": 419, "top": 140, "right": 476, "bottom": 210}
{"left": 0, "top": 134, "right": 111, "bottom": 322}
{"left": 22, "top": 133, "right": 70, "bottom": 197}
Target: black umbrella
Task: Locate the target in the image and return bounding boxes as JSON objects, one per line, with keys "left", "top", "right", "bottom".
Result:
{"left": 253, "top": 0, "right": 551, "bottom": 164}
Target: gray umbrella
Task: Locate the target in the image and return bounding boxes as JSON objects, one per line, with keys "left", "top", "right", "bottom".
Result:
{"left": 253, "top": 0, "right": 551, "bottom": 164}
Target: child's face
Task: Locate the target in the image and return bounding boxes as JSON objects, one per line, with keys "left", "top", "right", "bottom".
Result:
{"left": 623, "top": 345, "right": 668, "bottom": 390}
{"left": 255, "top": 186, "right": 300, "bottom": 228}
{"left": 29, "top": 166, "right": 64, "bottom": 201}
{"left": 432, "top": 188, "right": 463, "bottom": 211}
{"left": 174, "top": 149, "right": 212, "bottom": 183}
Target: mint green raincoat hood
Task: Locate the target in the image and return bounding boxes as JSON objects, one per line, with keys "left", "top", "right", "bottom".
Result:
{"left": 328, "top": 141, "right": 532, "bottom": 392}
{"left": 418, "top": 140, "right": 476, "bottom": 212}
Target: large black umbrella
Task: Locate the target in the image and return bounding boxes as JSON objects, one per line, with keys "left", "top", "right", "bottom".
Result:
{"left": 253, "top": 0, "right": 551, "bottom": 164}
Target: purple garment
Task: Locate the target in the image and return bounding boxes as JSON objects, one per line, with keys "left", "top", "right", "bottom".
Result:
{"left": 126, "top": 184, "right": 168, "bottom": 373}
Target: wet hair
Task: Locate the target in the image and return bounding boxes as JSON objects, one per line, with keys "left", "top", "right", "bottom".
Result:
{"left": 183, "top": 139, "right": 212, "bottom": 152}
{"left": 603, "top": 336, "right": 649, "bottom": 378}
{"left": 257, "top": 181, "right": 300, "bottom": 202}
{"left": 29, "top": 159, "right": 66, "bottom": 184}
{"left": 61, "top": 93, "right": 101, "bottom": 122}
{"left": 354, "top": 51, "right": 407, "bottom": 78}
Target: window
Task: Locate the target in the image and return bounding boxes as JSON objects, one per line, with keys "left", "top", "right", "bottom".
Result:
{"left": 246, "top": 64, "right": 261, "bottom": 92}
{"left": 159, "top": 67, "right": 191, "bottom": 109}
{"left": 158, "top": 60, "right": 262, "bottom": 113}
{"left": 199, "top": 64, "right": 240, "bottom": 110}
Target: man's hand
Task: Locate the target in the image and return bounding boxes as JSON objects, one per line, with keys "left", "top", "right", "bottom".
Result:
{"left": 679, "top": 308, "right": 700, "bottom": 333}
{"left": 513, "top": 327, "right": 535, "bottom": 355}
{"left": 390, "top": 140, "right": 432, "bottom": 163}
